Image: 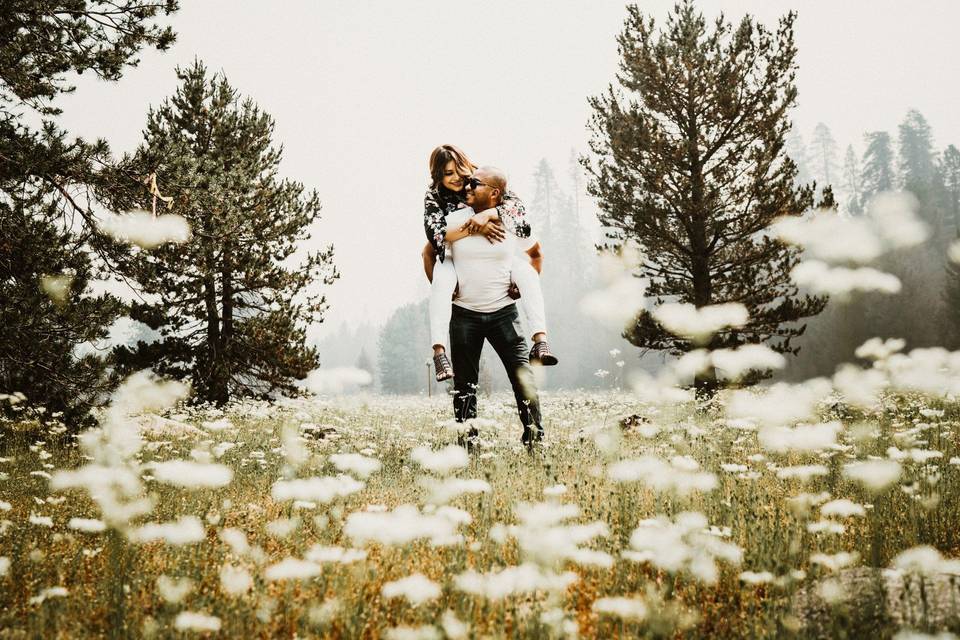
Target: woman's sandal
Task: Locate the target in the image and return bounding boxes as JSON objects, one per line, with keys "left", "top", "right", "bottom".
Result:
{"left": 529, "top": 340, "right": 559, "bottom": 366}
{"left": 433, "top": 352, "right": 454, "bottom": 382}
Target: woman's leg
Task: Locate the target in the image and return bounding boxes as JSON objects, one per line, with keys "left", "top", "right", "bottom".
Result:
{"left": 510, "top": 258, "right": 547, "bottom": 340}
{"left": 429, "top": 256, "right": 458, "bottom": 353}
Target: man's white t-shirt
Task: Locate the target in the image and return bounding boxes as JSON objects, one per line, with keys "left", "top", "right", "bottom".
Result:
{"left": 447, "top": 207, "right": 536, "bottom": 313}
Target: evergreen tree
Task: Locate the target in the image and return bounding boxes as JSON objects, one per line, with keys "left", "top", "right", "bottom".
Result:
{"left": 841, "top": 144, "right": 864, "bottom": 215}
{"left": 355, "top": 346, "right": 374, "bottom": 377}
{"left": 898, "top": 109, "right": 937, "bottom": 191}
{"left": 785, "top": 129, "right": 812, "bottom": 187}
{"left": 583, "top": 1, "right": 824, "bottom": 394}
{"left": 0, "top": 1, "right": 178, "bottom": 425}
{"left": 810, "top": 122, "right": 837, "bottom": 195}
{"left": 941, "top": 145, "right": 960, "bottom": 233}
{"left": 377, "top": 300, "right": 430, "bottom": 394}
{"left": 110, "top": 61, "right": 338, "bottom": 405}
{"left": 860, "top": 131, "right": 895, "bottom": 205}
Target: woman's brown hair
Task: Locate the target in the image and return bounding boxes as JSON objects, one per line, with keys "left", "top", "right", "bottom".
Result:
{"left": 428, "top": 144, "right": 477, "bottom": 191}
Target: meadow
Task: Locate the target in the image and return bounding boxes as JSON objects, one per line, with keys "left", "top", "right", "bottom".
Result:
{"left": 1, "top": 355, "right": 959, "bottom": 639}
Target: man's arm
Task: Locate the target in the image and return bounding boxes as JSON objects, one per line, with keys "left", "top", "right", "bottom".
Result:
{"left": 525, "top": 241, "right": 543, "bottom": 274}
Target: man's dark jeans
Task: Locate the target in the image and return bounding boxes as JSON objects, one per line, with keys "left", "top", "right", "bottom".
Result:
{"left": 449, "top": 303, "right": 542, "bottom": 444}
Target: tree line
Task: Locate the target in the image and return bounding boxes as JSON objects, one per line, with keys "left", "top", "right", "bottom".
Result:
{"left": 1, "top": 2, "right": 337, "bottom": 429}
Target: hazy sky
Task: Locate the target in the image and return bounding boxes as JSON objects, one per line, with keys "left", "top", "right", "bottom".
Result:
{"left": 52, "top": 1, "right": 960, "bottom": 341}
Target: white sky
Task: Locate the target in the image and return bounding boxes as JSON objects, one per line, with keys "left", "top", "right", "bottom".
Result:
{"left": 52, "top": 0, "right": 960, "bottom": 341}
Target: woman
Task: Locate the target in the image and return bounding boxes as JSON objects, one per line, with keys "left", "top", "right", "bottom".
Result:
{"left": 421, "top": 144, "right": 557, "bottom": 381}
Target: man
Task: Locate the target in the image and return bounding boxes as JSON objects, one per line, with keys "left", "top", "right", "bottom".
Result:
{"left": 444, "top": 166, "right": 545, "bottom": 449}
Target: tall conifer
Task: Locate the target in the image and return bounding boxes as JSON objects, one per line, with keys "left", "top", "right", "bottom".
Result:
{"left": 583, "top": 1, "right": 824, "bottom": 392}
{"left": 111, "top": 62, "right": 338, "bottom": 405}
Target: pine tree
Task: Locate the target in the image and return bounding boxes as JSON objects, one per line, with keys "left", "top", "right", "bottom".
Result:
{"left": 110, "top": 61, "right": 338, "bottom": 405}
{"left": 941, "top": 145, "right": 960, "bottom": 234}
{"left": 785, "top": 129, "right": 812, "bottom": 188}
{"left": 810, "top": 122, "right": 837, "bottom": 196}
{"left": 377, "top": 300, "right": 429, "bottom": 394}
{"left": 861, "top": 131, "right": 895, "bottom": 205}
{"left": 583, "top": 1, "right": 824, "bottom": 394}
{"left": 0, "top": 1, "right": 178, "bottom": 426}
{"left": 841, "top": 144, "right": 864, "bottom": 215}
{"left": 355, "top": 346, "right": 374, "bottom": 377}
{"left": 898, "top": 109, "right": 937, "bottom": 192}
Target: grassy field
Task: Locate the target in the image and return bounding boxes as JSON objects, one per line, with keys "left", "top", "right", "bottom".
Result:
{"left": 1, "top": 379, "right": 959, "bottom": 639}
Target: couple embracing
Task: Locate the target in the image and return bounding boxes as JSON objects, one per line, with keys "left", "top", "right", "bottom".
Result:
{"left": 420, "top": 144, "right": 557, "bottom": 449}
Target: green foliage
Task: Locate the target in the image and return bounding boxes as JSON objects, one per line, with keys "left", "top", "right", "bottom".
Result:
{"left": 583, "top": 1, "right": 825, "bottom": 392}
{"left": 860, "top": 131, "right": 895, "bottom": 205}
{"left": 377, "top": 300, "right": 430, "bottom": 394}
{"left": 0, "top": 0, "right": 179, "bottom": 426}
{"left": 109, "top": 61, "right": 338, "bottom": 405}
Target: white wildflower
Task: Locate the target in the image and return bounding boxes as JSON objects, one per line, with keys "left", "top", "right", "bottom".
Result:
{"left": 271, "top": 475, "right": 364, "bottom": 503}
{"left": 821, "top": 499, "right": 867, "bottom": 518}
{"left": 68, "top": 518, "right": 106, "bottom": 533}
{"left": 592, "top": 596, "right": 648, "bottom": 620}
{"left": 98, "top": 210, "right": 191, "bottom": 249}
{"left": 173, "top": 611, "right": 221, "bottom": 632}
{"left": 652, "top": 302, "right": 748, "bottom": 344}
{"left": 454, "top": 563, "right": 578, "bottom": 599}
{"left": 264, "top": 557, "right": 322, "bottom": 581}
{"left": 219, "top": 564, "right": 253, "bottom": 596}
{"left": 759, "top": 422, "right": 840, "bottom": 453}
{"left": 329, "top": 453, "right": 381, "bottom": 478}
{"left": 382, "top": 573, "right": 441, "bottom": 605}
{"left": 129, "top": 516, "right": 205, "bottom": 545}
{"left": 150, "top": 460, "right": 233, "bottom": 489}
{"left": 410, "top": 445, "right": 469, "bottom": 475}
{"left": 843, "top": 459, "right": 902, "bottom": 492}
{"left": 156, "top": 575, "right": 193, "bottom": 604}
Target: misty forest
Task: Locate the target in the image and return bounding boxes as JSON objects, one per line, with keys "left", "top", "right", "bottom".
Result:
{"left": 3, "top": 1, "right": 960, "bottom": 638}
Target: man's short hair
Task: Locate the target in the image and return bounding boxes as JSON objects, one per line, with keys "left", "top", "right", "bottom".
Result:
{"left": 478, "top": 166, "right": 507, "bottom": 203}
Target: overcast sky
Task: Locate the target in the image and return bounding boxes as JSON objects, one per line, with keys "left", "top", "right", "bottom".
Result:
{"left": 52, "top": 0, "right": 960, "bottom": 341}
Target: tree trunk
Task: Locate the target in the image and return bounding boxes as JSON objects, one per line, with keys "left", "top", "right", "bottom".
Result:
{"left": 685, "top": 86, "right": 719, "bottom": 400}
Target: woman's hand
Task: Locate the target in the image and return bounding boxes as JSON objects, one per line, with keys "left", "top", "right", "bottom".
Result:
{"left": 476, "top": 219, "right": 506, "bottom": 243}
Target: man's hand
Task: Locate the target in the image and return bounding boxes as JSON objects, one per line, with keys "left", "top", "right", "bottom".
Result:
{"left": 507, "top": 282, "right": 521, "bottom": 299}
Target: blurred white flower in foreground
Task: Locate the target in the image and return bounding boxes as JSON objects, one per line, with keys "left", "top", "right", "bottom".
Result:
{"left": 149, "top": 460, "right": 233, "bottom": 489}
{"left": 329, "top": 453, "right": 381, "bottom": 479}
{"left": 758, "top": 422, "right": 840, "bottom": 453}
{"left": 220, "top": 564, "right": 253, "bottom": 596}
{"left": 773, "top": 192, "right": 925, "bottom": 262}
{"left": 579, "top": 244, "right": 647, "bottom": 329}
{"left": 271, "top": 475, "right": 364, "bottom": 503}
{"left": 344, "top": 504, "right": 468, "bottom": 546}
{"left": 410, "top": 445, "right": 469, "bottom": 475}
{"left": 710, "top": 344, "right": 786, "bottom": 380}
{"left": 384, "top": 625, "right": 442, "bottom": 640}
{"left": 29, "top": 586, "right": 68, "bottom": 605}
{"left": 302, "top": 367, "right": 372, "bottom": 395}
{"left": 381, "top": 573, "right": 441, "bottom": 605}
{"left": 454, "top": 563, "right": 577, "bottom": 599}
{"left": 174, "top": 611, "right": 221, "bottom": 632}
{"left": 726, "top": 378, "right": 832, "bottom": 426}
{"left": 98, "top": 210, "right": 191, "bottom": 249}
{"left": 592, "top": 596, "right": 648, "bottom": 620}
{"left": 156, "top": 575, "right": 193, "bottom": 604}
{"left": 609, "top": 456, "right": 716, "bottom": 495}
{"left": 843, "top": 460, "right": 902, "bottom": 493}
{"left": 890, "top": 546, "right": 960, "bottom": 576}
{"left": 624, "top": 511, "right": 742, "bottom": 584}
{"left": 39, "top": 273, "right": 73, "bottom": 305}
{"left": 651, "top": 302, "right": 749, "bottom": 345}
{"left": 790, "top": 261, "right": 901, "bottom": 295}
{"left": 129, "top": 516, "right": 205, "bottom": 545}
